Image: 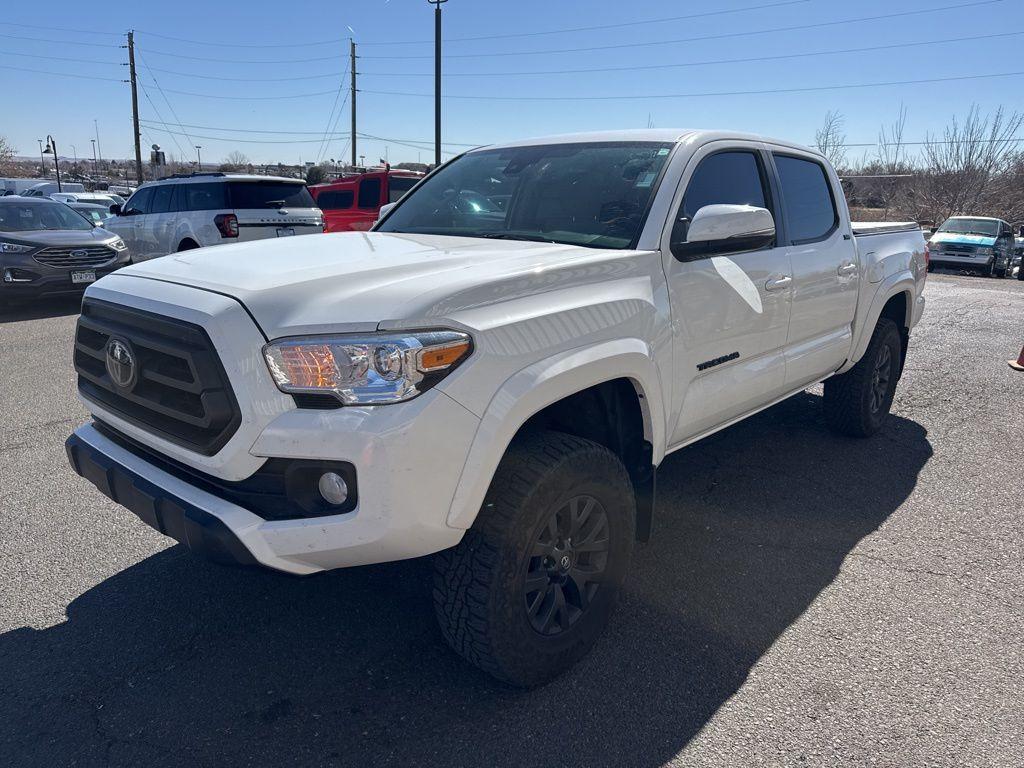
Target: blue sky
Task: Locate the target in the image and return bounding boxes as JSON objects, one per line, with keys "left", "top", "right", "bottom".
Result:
{"left": 2, "top": 0, "right": 1022, "bottom": 167}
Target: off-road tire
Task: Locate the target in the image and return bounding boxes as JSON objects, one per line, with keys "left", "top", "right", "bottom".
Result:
{"left": 433, "top": 431, "right": 635, "bottom": 688}
{"left": 823, "top": 317, "right": 902, "bottom": 438}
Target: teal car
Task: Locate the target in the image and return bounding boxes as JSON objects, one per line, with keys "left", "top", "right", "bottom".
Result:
{"left": 928, "top": 216, "right": 1016, "bottom": 278}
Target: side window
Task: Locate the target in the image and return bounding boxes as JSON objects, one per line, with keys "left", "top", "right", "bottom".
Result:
{"left": 681, "top": 151, "right": 769, "bottom": 222}
{"left": 316, "top": 190, "right": 354, "bottom": 210}
{"left": 358, "top": 178, "right": 382, "bottom": 209}
{"left": 773, "top": 154, "right": 839, "bottom": 244}
{"left": 183, "top": 183, "right": 228, "bottom": 211}
{"left": 125, "top": 187, "right": 153, "bottom": 215}
{"left": 150, "top": 184, "right": 174, "bottom": 214}
{"left": 387, "top": 176, "right": 419, "bottom": 204}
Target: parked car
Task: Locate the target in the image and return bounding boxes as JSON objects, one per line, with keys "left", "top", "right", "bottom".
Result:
{"left": 68, "top": 202, "right": 114, "bottom": 226}
{"left": 1014, "top": 230, "right": 1023, "bottom": 279}
{"left": 928, "top": 216, "right": 1016, "bottom": 277}
{"left": 0, "top": 196, "right": 129, "bottom": 301}
{"left": 103, "top": 173, "right": 324, "bottom": 261}
{"left": 311, "top": 169, "right": 423, "bottom": 232}
{"left": 65, "top": 129, "right": 926, "bottom": 686}
{"left": 51, "top": 192, "right": 119, "bottom": 208}
{"left": 20, "top": 181, "right": 86, "bottom": 197}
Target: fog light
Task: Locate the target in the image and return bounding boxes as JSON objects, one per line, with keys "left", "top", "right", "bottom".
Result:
{"left": 318, "top": 472, "right": 348, "bottom": 506}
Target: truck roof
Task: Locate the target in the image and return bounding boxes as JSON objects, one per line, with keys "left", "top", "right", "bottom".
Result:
{"left": 478, "top": 129, "right": 822, "bottom": 157}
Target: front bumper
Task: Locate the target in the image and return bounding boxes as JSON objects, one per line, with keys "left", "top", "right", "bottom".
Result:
{"left": 1, "top": 260, "right": 128, "bottom": 299}
{"left": 67, "top": 386, "right": 478, "bottom": 574}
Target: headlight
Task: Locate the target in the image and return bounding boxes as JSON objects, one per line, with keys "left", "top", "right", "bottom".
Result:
{"left": 109, "top": 238, "right": 128, "bottom": 252}
{"left": 0, "top": 241, "right": 34, "bottom": 254}
{"left": 977, "top": 246, "right": 993, "bottom": 256}
{"left": 263, "top": 330, "right": 472, "bottom": 405}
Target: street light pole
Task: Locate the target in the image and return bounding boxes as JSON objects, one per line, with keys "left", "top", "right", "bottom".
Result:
{"left": 37, "top": 139, "right": 44, "bottom": 175}
{"left": 195, "top": 145, "right": 202, "bottom": 171}
{"left": 428, "top": 0, "right": 448, "bottom": 167}
{"left": 42, "top": 135, "right": 62, "bottom": 192}
{"left": 91, "top": 139, "right": 98, "bottom": 173}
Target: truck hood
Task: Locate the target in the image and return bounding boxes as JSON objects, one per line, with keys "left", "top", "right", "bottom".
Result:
{"left": 117, "top": 231, "right": 639, "bottom": 338}
{"left": 930, "top": 232, "right": 996, "bottom": 248}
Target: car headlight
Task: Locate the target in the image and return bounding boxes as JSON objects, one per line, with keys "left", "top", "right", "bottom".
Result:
{"left": 977, "top": 246, "right": 993, "bottom": 256}
{"left": 109, "top": 238, "right": 128, "bottom": 252}
{"left": 0, "top": 241, "right": 34, "bottom": 254}
{"left": 263, "top": 331, "right": 472, "bottom": 405}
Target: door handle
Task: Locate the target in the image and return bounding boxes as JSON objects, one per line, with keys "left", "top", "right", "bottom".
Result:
{"left": 764, "top": 275, "right": 792, "bottom": 291}
{"left": 838, "top": 262, "right": 857, "bottom": 276}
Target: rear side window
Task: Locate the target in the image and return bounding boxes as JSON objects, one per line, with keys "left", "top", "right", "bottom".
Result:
{"left": 228, "top": 182, "right": 314, "bottom": 209}
{"left": 387, "top": 176, "right": 418, "bottom": 203}
{"left": 681, "top": 151, "right": 768, "bottom": 221}
{"left": 182, "top": 183, "right": 228, "bottom": 211}
{"left": 773, "top": 155, "right": 838, "bottom": 243}
{"left": 125, "top": 187, "right": 153, "bottom": 215}
{"left": 150, "top": 184, "right": 174, "bottom": 214}
{"left": 358, "top": 178, "right": 381, "bottom": 208}
{"left": 316, "top": 190, "right": 354, "bottom": 210}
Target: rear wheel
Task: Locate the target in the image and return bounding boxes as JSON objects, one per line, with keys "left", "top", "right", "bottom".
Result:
{"left": 433, "top": 431, "right": 635, "bottom": 687}
{"left": 823, "top": 318, "right": 902, "bottom": 438}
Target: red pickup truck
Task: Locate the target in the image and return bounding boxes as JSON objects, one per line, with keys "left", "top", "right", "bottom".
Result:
{"left": 310, "top": 170, "right": 423, "bottom": 232}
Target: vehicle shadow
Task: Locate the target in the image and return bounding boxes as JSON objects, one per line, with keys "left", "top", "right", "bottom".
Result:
{"left": 0, "top": 392, "right": 932, "bottom": 767}
{"left": 0, "top": 295, "right": 81, "bottom": 323}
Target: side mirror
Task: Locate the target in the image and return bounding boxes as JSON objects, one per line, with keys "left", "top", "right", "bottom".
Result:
{"left": 377, "top": 201, "right": 397, "bottom": 222}
{"left": 671, "top": 204, "right": 775, "bottom": 262}
{"left": 110, "top": 203, "right": 123, "bottom": 215}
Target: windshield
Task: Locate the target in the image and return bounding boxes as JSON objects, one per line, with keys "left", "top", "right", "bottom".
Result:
{"left": 376, "top": 142, "right": 674, "bottom": 249}
{"left": 228, "top": 181, "right": 315, "bottom": 209}
{"left": 938, "top": 218, "right": 1000, "bottom": 237}
{"left": 0, "top": 200, "right": 94, "bottom": 232}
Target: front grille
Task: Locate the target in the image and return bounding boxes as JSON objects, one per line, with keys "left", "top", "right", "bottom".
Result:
{"left": 941, "top": 244, "right": 976, "bottom": 255}
{"left": 74, "top": 299, "right": 241, "bottom": 456}
{"left": 34, "top": 245, "right": 117, "bottom": 269}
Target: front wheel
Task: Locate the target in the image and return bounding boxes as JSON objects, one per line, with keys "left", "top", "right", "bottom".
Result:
{"left": 823, "top": 318, "right": 903, "bottom": 437}
{"left": 433, "top": 431, "right": 635, "bottom": 687}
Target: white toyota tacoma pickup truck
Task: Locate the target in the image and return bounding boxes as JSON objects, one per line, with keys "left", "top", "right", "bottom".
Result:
{"left": 66, "top": 130, "right": 926, "bottom": 686}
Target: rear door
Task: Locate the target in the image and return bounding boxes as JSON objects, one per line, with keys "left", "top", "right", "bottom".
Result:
{"left": 663, "top": 142, "right": 794, "bottom": 445}
{"left": 314, "top": 187, "right": 355, "bottom": 232}
{"left": 229, "top": 181, "right": 321, "bottom": 242}
{"left": 770, "top": 151, "right": 858, "bottom": 387}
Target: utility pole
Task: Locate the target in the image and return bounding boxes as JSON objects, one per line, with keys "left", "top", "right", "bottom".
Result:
{"left": 94, "top": 119, "right": 103, "bottom": 167}
{"left": 429, "top": 0, "right": 448, "bottom": 167}
{"left": 126, "top": 31, "right": 144, "bottom": 185}
{"left": 350, "top": 39, "right": 357, "bottom": 169}
{"left": 91, "top": 139, "right": 97, "bottom": 173}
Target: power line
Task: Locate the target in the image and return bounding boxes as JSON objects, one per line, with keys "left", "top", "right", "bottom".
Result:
{"left": 0, "top": 49, "right": 123, "bottom": 66}
{"left": 0, "top": 63, "right": 122, "bottom": 82}
{"left": 138, "top": 119, "right": 478, "bottom": 145}
{"left": 361, "top": 30, "right": 1024, "bottom": 78}
{"left": 138, "top": 83, "right": 188, "bottom": 159}
{"left": 140, "top": 65, "right": 345, "bottom": 82}
{"left": 362, "top": 70, "right": 1024, "bottom": 101}
{"left": 159, "top": 86, "right": 339, "bottom": 100}
{"left": 318, "top": 90, "right": 351, "bottom": 164}
{"left": 358, "top": 0, "right": 811, "bottom": 45}
{"left": 138, "top": 48, "right": 340, "bottom": 65}
{"left": 0, "top": 31, "right": 121, "bottom": 48}
{"left": 137, "top": 51, "right": 196, "bottom": 155}
{"left": 134, "top": 29, "right": 349, "bottom": 49}
{"left": 0, "top": 20, "right": 121, "bottom": 36}
{"left": 361, "top": 0, "right": 1004, "bottom": 59}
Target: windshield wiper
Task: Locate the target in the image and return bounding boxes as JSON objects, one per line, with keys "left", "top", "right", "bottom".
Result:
{"left": 478, "top": 232, "right": 559, "bottom": 243}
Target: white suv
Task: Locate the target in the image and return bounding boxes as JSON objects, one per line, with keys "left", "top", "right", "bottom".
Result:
{"left": 104, "top": 173, "right": 323, "bottom": 261}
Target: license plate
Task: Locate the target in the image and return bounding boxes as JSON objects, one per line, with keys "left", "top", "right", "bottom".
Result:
{"left": 71, "top": 270, "right": 96, "bottom": 284}
{"left": 276, "top": 227, "right": 295, "bottom": 237}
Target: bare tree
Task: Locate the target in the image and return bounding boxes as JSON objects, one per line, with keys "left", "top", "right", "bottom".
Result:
{"left": 0, "top": 136, "right": 16, "bottom": 176}
{"left": 918, "top": 105, "right": 1023, "bottom": 221}
{"left": 877, "top": 105, "right": 908, "bottom": 174}
{"left": 815, "top": 111, "right": 847, "bottom": 170}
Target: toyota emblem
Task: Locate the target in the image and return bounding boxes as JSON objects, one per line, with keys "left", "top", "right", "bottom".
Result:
{"left": 105, "top": 337, "right": 138, "bottom": 391}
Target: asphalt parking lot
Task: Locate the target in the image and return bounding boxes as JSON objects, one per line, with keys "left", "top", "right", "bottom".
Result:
{"left": 1, "top": 271, "right": 1021, "bottom": 768}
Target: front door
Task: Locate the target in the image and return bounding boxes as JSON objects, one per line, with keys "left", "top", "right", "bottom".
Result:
{"left": 771, "top": 152, "right": 859, "bottom": 387}
{"left": 663, "top": 144, "right": 794, "bottom": 446}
